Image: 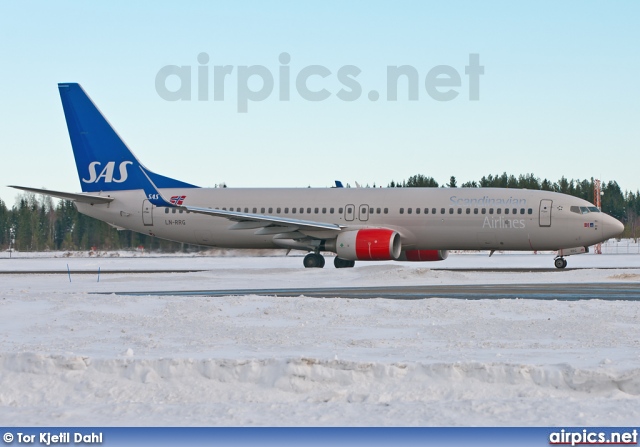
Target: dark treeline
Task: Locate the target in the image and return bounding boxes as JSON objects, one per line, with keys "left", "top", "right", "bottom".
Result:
{"left": 2, "top": 173, "right": 640, "bottom": 251}
{"left": 0, "top": 193, "right": 198, "bottom": 252}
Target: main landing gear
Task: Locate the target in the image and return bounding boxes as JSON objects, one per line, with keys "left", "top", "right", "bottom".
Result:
{"left": 334, "top": 257, "right": 355, "bottom": 269}
{"left": 303, "top": 253, "right": 325, "bottom": 268}
{"left": 554, "top": 257, "right": 568, "bottom": 269}
{"left": 302, "top": 253, "right": 355, "bottom": 269}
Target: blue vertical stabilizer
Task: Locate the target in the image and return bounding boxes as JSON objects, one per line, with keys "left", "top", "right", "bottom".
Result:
{"left": 58, "top": 83, "right": 198, "bottom": 192}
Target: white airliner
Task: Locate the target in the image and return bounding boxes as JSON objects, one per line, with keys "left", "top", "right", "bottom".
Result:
{"left": 10, "top": 83, "right": 624, "bottom": 269}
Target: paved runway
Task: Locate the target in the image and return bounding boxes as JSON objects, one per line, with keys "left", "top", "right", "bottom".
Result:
{"left": 110, "top": 283, "right": 640, "bottom": 301}
{"left": 0, "top": 267, "right": 633, "bottom": 274}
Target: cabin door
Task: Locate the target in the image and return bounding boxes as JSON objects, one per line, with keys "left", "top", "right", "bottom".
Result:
{"left": 539, "top": 200, "right": 552, "bottom": 227}
{"left": 142, "top": 200, "right": 154, "bottom": 226}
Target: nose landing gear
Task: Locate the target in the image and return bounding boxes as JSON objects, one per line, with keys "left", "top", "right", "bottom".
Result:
{"left": 554, "top": 257, "right": 568, "bottom": 269}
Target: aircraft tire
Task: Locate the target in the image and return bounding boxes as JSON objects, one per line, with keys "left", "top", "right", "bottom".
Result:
{"left": 334, "top": 257, "right": 355, "bottom": 269}
{"left": 554, "top": 257, "right": 567, "bottom": 269}
{"left": 304, "top": 253, "right": 325, "bottom": 268}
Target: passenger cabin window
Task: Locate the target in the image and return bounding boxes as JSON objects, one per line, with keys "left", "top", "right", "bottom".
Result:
{"left": 424, "top": 208, "right": 429, "bottom": 214}
{"left": 277, "top": 207, "right": 281, "bottom": 213}
{"left": 505, "top": 208, "right": 510, "bottom": 215}
{"left": 314, "top": 208, "right": 319, "bottom": 213}
{"left": 481, "top": 208, "right": 486, "bottom": 214}
{"left": 440, "top": 208, "right": 445, "bottom": 214}
{"left": 432, "top": 208, "right": 437, "bottom": 214}
{"left": 308, "top": 208, "right": 312, "bottom": 214}
{"left": 489, "top": 208, "right": 494, "bottom": 214}
{"left": 376, "top": 208, "right": 381, "bottom": 214}
{"left": 408, "top": 208, "right": 412, "bottom": 214}
{"left": 260, "top": 207, "right": 265, "bottom": 213}
{"left": 284, "top": 207, "right": 289, "bottom": 213}
{"left": 449, "top": 208, "right": 454, "bottom": 214}
{"left": 528, "top": 208, "right": 533, "bottom": 214}
{"left": 416, "top": 208, "right": 420, "bottom": 214}
{"left": 400, "top": 208, "right": 404, "bottom": 214}
{"left": 292, "top": 208, "right": 296, "bottom": 214}
{"left": 165, "top": 208, "right": 169, "bottom": 214}
{"left": 252, "top": 207, "right": 257, "bottom": 213}
{"left": 497, "top": 208, "right": 502, "bottom": 214}
{"left": 466, "top": 208, "right": 470, "bottom": 214}
{"left": 330, "top": 208, "right": 335, "bottom": 214}
{"left": 322, "top": 207, "right": 327, "bottom": 214}
{"left": 244, "top": 208, "right": 248, "bottom": 213}
{"left": 268, "top": 207, "right": 273, "bottom": 213}
{"left": 474, "top": 208, "right": 478, "bottom": 214}
{"left": 457, "top": 208, "right": 462, "bottom": 214}
{"left": 384, "top": 208, "right": 389, "bottom": 214}
{"left": 520, "top": 208, "right": 525, "bottom": 214}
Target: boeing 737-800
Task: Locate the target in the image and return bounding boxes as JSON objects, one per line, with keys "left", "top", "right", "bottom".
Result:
{"left": 10, "top": 84, "right": 624, "bottom": 269}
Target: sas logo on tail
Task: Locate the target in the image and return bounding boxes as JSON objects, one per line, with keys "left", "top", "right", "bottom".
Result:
{"left": 170, "top": 195, "right": 186, "bottom": 205}
{"left": 83, "top": 161, "right": 133, "bottom": 184}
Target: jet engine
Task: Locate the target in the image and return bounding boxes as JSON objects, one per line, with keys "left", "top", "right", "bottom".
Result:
{"left": 332, "top": 229, "right": 402, "bottom": 261}
{"left": 398, "top": 249, "right": 449, "bottom": 262}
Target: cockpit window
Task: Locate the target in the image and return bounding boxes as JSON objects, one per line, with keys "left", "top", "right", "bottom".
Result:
{"left": 571, "top": 205, "right": 600, "bottom": 214}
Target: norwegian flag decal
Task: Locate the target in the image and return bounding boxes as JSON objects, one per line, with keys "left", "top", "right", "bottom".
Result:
{"left": 170, "top": 195, "right": 186, "bottom": 205}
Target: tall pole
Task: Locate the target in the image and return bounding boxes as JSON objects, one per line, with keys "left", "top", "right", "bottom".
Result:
{"left": 9, "top": 228, "right": 15, "bottom": 258}
{"left": 594, "top": 179, "right": 602, "bottom": 254}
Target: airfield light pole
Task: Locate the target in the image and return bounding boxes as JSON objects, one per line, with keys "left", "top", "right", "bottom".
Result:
{"left": 594, "top": 179, "right": 603, "bottom": 254}
{"left": 9, "top": 228, "right": 15, "bottom": 258}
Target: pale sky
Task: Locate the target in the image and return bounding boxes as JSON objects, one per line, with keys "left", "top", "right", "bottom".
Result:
{"left": 1, "top": 1, "right": 639, "bottom": 206}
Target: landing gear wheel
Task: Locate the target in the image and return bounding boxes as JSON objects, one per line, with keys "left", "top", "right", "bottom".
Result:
{"left": 554, "top": 257, "right": 567, "bottom": 269}
{"left": 303, "top": 253, "right": 325, "bottom": 268}
{"left": 334, "top": 257, "right": 355, "bottom": 268}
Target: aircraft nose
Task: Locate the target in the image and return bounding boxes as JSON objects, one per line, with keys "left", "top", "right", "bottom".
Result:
{"left": 604, "top": 215, "right": 624, "bottom": 239}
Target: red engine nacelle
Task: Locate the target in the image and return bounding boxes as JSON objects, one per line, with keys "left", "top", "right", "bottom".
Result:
{"left": 398, "top": 249, "right": 449, "bottom": 262}
{"left": 335, "top": 229, "right": 402, "bottom": 261}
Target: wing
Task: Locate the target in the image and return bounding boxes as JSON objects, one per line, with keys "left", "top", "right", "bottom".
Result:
{"left": 181, "top": 205, "right": 346, "bottom": 251}
{"left": 139, "top": 166, "right": 345, "bottom": 248}
{"left": 183, "top": 205, "right": 345, "bottom": 233}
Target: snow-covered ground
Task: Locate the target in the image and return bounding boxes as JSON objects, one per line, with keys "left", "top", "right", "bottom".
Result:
{"left": 1, "top": 249, "right": 639, "bottom": 426}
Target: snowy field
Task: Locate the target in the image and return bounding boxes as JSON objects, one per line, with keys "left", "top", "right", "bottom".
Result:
{"left": 1, "top": 248, "right": 639, "bottom": 426}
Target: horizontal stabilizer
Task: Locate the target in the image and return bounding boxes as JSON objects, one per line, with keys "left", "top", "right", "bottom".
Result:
{"left": 8, "top": 185, "right": 114, "bottom": 204}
